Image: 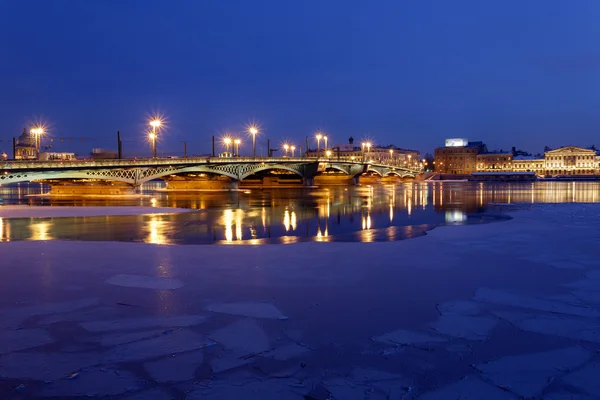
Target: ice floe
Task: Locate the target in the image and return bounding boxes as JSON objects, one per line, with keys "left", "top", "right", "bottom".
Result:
{"left": 0, "top": 328, "right": 53, "bottom": 354}
{"left": 262, "top": 343, "right": 310, "bottom": 361}
{"left": 418, "top": 375, "right": 517, "bottom": 400}
{"left": 80, "top": 315, "right": 208, "bottom": 332}
{"left": 515, "top": 315, "right": 600, "bottom": 343}
{"left": 0, "top": 298, "right": 100, "bottom": 329}
{"left": 372, "top": 329, "right": 447, "bottom": 346}
{"left": 437, "top": 300, "right": 482, "bottom": 316}
{"left": 210, "top": 318, "right": 270, "bottom": 355}
{"left": 561, "top": 362, "right": 600, "bottom": 397}
{"left": 123, "top": 388, "right": 174, "bottom": 400}
{"left": 105, "top": 274, "right": 184, "bottom": 289}
{"left": 205, "top": 302, "right": 287, "bottom": 319}
{"left": 144, "top": 350, "right": 204, "bottom": 382}
{"left": 39, "top": 367, "right": 144, "bottom": 397}
{"left": 430, "top": 315, "right": 498, "bottom": 340}
{"left": 475, "top": 347, "right": 591, "bottom": 398}
{"left": 0, "top": 352, "right": 101, "bottom": 381}
{"left": 187, "top": 378, "right": 306, "bottom": 399}
{"left": 474, "top": 288, "right": 600, "bottom": 318}
{"left": 92, "top": 329, "right": 170, "bottom": 346}
{"left": 102, "top": 329, "right": 213, "bottom": 363}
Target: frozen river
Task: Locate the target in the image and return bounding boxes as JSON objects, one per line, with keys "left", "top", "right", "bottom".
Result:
{"left": 0, "top": 183, "right": 600, "bottom": 398}
{"left": 2, "top": 181, "right": 600, "bottom": 244}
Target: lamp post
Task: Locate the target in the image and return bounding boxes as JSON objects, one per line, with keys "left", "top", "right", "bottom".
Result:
{"left": 149, "top": 118, "right": 161, "bottom": 158}
{"left": 324, "top": 135, "right": 328, "bottom": 151}
{"left": 234, "top": 139, "right": 241, "bottom": 156}
{"left": 389, "top": 149, "right": 393, "bottom": 165}
{"left": 224, "top": 137, "right": 232, "bottom": 155}
{"left": 315, "top": 133, "right": 322, "bottom": 154}
{"left": 30, "top": 127, "right": 44, "bottom": 159}
{"left": 248, "top": 126, "right": 258, "bottom": 157}
{"left": 283, "top": 143, "right": 289, "bottom": 157}
{"left": 326, "top": 150, "right": 332, "bottom": 159}
{"left": 291, "top": 145, "right": 296, "bottom": 158}
{"left": 148, "top": 132, "right": 156, "bottom": 158}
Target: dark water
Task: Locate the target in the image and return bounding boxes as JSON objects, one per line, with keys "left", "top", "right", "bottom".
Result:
{"left": 1, "top": 181, "right": 599, "bottom": 244}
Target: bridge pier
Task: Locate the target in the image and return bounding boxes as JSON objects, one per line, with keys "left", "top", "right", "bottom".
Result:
{"left": 303, "top": 177, "right": 315, "bottom": 186}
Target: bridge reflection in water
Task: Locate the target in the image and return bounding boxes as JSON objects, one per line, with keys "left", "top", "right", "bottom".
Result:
{"left": 1, "top": 181, "right": 600, "bottom": 244}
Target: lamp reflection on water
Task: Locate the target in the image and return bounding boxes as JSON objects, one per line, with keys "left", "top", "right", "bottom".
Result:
{"left": 0, "top": 217, "right": 8, "bottom": 241}
{"left": 30, "top": 221, "right": 53, "bottom": 241}
{"left": 445, "top": 210, "right": 466, "bottom": 224}
{"left": 145, "top": 216, "right": 170, "bottom": 245}
{"left": 222, "top": 209, "right": 245, "bottom": 243}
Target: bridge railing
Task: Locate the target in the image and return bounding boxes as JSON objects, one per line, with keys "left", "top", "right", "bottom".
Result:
{"left": 0, "top": 156, "right": 422, "bottom": 173}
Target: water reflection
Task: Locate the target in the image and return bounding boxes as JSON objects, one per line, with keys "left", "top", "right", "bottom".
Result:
{"left": 2, "top": 181, "right": 600, "bottom": 244}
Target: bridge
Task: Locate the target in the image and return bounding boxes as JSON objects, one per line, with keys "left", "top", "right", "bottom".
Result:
{"left": 0, "top": 157, "right": 421, "bottom": 193}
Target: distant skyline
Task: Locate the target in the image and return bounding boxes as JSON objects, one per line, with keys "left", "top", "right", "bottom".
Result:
{"left": 1, "top": 0, "right": 600, "bottom": 157}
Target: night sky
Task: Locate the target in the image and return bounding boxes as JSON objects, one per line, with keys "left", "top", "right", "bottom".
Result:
{"left": 1, "top": 0, "right": 599, "bottom": 157}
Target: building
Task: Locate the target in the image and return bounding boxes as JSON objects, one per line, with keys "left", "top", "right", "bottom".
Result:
{"left": 306, "top": 137, "right": 420, "bottom": 168}
{"left": 435, "top": 140, "right": 600, "bottom": 176}
{"left": 434, "top": 139, "right": 487, "bottom": 174}
{"left": 476, "top": 152, "right": 513, "bottom": 171}
{"left": 39, "top": 152, "right": 76, "bottom": 161}
{"left": 512, "top": 156, "right": 545, "bottom": 174}
{"left": 14, "top": 128, "right": 37, "bottom": 160}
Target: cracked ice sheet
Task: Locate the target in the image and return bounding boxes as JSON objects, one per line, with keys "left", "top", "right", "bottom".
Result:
{"left": 144, "top": 350, "right": 204, "bottom": 382}
{"left": 0, "top": 298, "right": 100, "bottom": 329}
{"left": 80, "top": 315, "right": 208, "bottom": 332}
{"left": 91, "top": 329, "right": 170, "bottom": 346}
{"left": 475, "top": 347, "right": 591, "bottom": 398}
{"left": 205, "top": 302, "right": 287, "bottom": 319}
{"left": 418, "top": 376, "right": 517, "bottom": 400}
{"left": 0, "top": 352, "right": 101, "bottom": 381}
{"left": 437, "top": 300, "right": 482, "bottom": 316}
{"left": 514, "top": 314, "right": 600, "bottom": 343}
{"left": 430, "top": 315, "right": 498, "bottom": 340}
{"left": 372, "top": 329, "right": 447, "bottom": 346}
{"left": 102, "top": 329, "right": 213, "bottom": 363}
{"left": 40, "top": 367, "right": 144, "bottom": 397}
{"left": 105, "top": 274, "right": 184, "bottom": 290}
{"left": 187, "top": 378, "right": 306, "bottom": 399}
{"left": 210, "top": 319, "right": 270, "bottom": 355}
{"left": 561, "top": 362, "right": 600, "bottom": 397}
{"left": 0, "top": 328, "right": 53, "bottom": 354}
{"left": 545, "top": 393, "right": 597, "bottom": 400}
{"left": 123, "top": 389, "right": 173, "bottom": 400}
{"left": 474, "top": 288, "right": 600, "bottom": 318}
{"left": 263, "top": 343, "right": 310, "bottom": 361}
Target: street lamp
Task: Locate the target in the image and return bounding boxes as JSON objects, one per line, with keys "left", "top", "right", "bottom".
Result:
{"left": 248, "top": 126, "right": 259, "bottom": 157}
{"left": 234, "top": 139, "right": 241, "bottom": 156}
{"left": 223, "top": 137, "right": 232, "bottom": 154}
{"left": 291, "top": 145, "right": 296, "bottom": 158}
{"left": 283, "top": 143, "right": 289, "bottom": 157}
{"left": 149, "top": 118, "right": 161, "bottom": 158}
{"left": 315, "top": 132, "right": 323, "bottom": 154}
{"left": 389, "top": 149, "right": 393, "bottom": 164}
{"left": 326, "top": 150, "right": 332, "bottom": 158}
{"left": 148, "top": 132, "right": 157, "bottom": 158}
{"left": 30, "top": 126, "right": 45, "bottom": 158}
{"left": 324, "top": 135, "right": 328, "bottom": 150}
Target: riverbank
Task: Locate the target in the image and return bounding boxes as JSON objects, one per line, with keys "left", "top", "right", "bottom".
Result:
{"left": 0, "top": 204, "right": 599, "bottom": 398}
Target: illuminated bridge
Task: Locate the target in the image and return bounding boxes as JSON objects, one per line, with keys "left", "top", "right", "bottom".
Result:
{"left": 0, "top": 157, "right": 421, "bottom": 193}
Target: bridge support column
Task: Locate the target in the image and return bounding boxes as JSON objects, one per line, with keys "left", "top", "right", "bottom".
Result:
{"left": 303, "top": 177, "right": 315, "bottom": 186}
{"left": 352, "top": 175, "right": 360, "bottom": 185}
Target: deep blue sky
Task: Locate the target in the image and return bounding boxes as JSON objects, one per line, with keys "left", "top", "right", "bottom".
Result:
{"left": 1, "top": 0, "right": 599, "bottom": 157}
